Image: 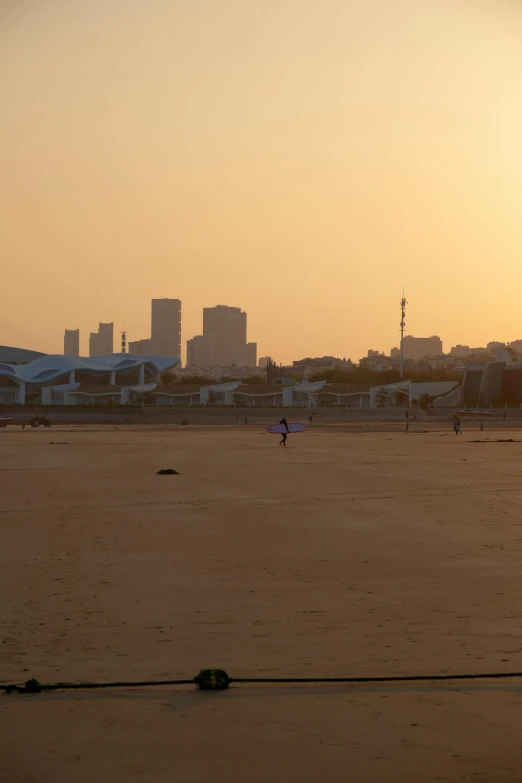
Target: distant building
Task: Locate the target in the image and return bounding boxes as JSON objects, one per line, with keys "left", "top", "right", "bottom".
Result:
{"left": 186, "top": 335, "right": 213, "bottom": 367}
{"left": 128, "top": 338, "right": 153, "bottom": 355}
{"left": 127, "top": 299, "right": 182, "bottom": 362}
{"left": 449, "top": 344, "right": 472, "bottom": 357}
{"left": 359, "top": 353, "right": 393, "bottom": 371}
{"left": 292, "top": 356, "right": 352, "bottom": 369}
{"left": 175, "top": 364, "right": 264, "bottom": 381}
{"left": 390, "top": 347, "right": 400, "bottom": 358}
{"left": 450, "top": 341, "right": 521, "bottom": 359}
{"left": 258, "top": 356, "right": 270, "bottom": 368}
{"left": 151, "top": 298, "right": 181, "bottom": 357}
{"left": 203, "top": 305, "right": 246, "bottom": 366}
{"left": 188, "top": 304, "right": 256, "bottom": 367}
{"left": 290, "top": 356, "right": 353, "bottom": 379}
{"left": 89, "top": 322, "right": 113, "bottom": 356}
{"left": 496, "top": 345, "right": 520, "bottom": 366}
{"left": 402, "top": 335, "right": 443, "bottom": 359}
{"left": 246, "top": 342, "right": 257, "bottom": 368}
{"left": 64, "top": 329, "right": 80, "bottom": 357}
{"left": 424, "top": 355, "right": 463, "bottom": 371}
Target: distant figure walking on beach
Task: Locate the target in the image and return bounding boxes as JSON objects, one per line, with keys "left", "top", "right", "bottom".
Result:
{"left": 454, "top": 415, "right": 462, "bottom": 436}
{"left": 405, "top": 411, "right": 409, "bottom": 433}
{"left": 309, "top": 415, "right": 313, "bottom": 426}
{"left": 280, "top": 416, "right": 289, "bottom": 447}
{"left": 480, "top": 418, "right": 484, "bottom": 432}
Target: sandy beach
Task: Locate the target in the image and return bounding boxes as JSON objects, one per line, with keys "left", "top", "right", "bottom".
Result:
{"left": 2, "top": 424, "right": 522, "bottom": 782}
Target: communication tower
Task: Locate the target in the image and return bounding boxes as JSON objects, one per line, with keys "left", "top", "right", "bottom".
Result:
{"left": 400, "top": 293, "right": 407, "bottom": 379}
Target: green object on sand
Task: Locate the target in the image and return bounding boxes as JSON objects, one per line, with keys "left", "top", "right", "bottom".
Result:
{"left": 194, "top": 669, "right": 231, "bottom": 690}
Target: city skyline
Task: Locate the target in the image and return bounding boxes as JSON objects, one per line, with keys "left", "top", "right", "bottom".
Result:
{"left": 4, "top": 292, "right": 522, "bottom": 366}
{"left": 2, "top": 1, "right": 522, "bottom": 363}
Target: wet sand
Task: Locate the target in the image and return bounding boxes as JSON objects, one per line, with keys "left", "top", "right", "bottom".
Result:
{"left": 2, "top": 425, "right": 522, "bottom": 782}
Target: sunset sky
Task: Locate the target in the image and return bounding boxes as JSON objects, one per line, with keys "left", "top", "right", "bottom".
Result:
{"left": 2, "top": 0, "right": 522, "bottom": 363}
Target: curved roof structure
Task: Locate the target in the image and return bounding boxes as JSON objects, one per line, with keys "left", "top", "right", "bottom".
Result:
{"left": 0, "top": 354, "right": 180, "bottom": 385}
{"left": 0, "top": 346, "right": 46, "bottom": 364}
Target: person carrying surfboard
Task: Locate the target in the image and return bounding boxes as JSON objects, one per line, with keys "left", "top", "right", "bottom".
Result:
{"left": 279, "top": 416, "right": 290, "bottom": 447}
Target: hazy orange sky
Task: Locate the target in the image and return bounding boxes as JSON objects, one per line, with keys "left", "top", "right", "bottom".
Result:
{"left": 2, "top": 0, "right": 522, "bottom": 363}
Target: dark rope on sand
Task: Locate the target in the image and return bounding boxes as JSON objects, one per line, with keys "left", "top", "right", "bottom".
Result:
{"left": 3, "top": 668, "right": 522, "bottom": 694}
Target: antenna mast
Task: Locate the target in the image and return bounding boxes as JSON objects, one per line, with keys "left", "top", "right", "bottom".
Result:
{"left": 400, "top": 293, "right": 407, "bottom": 379}
{"left": 121, "top": 328, "right": 127, "bottom": 354}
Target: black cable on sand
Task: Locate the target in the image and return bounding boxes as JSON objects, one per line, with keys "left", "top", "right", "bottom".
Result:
{"left": 3, "top": 668, "right": 522, "bottom": 694}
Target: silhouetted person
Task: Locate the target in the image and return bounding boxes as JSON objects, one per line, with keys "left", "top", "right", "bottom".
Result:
{"left": 454, "top": 415, "right": 462, "bottom": 435}
{"left": 480, "top": 418, "right": 484, "bottom": 432}
{"left": 280, "top": 415, "right": 289, "bottom": 447}
{"left": 308, "top": 415, "right": 313, "bottom": 426}
{"left": 405, "top": 411, "right": 409, "bottom": 433}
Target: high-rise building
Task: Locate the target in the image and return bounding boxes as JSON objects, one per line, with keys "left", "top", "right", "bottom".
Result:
{"left": 187, "top": 334, "right": 213, "bottom": 367}
{"left": 188, "top": 305, "right": 256, "bottom": 367}
{"left": 202, "top": 305, "right": 246, "bottom": 366}
{"left": 89, "top": 322, "right": 114, "bottom": 356}
{"left": 402, "top": 335, "right": 443, "bottom": 360}
{"left": 88, "top": 333, "right": 99, "bottom": 356}
{"left": 128, "top": 299, "right": 182, "bottom": 359}
{"left": 151, "top": 299, "right": 181, "bottom": 357}
{"left": 246, "top": 342, "right": 257, "bottom": 368}
{"left": 64, "top": 328, "right": 80, "bottom": 357}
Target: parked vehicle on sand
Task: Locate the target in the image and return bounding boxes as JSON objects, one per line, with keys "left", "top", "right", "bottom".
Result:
{"left": 28, "top": 415, "right": 52, "bottom": 428}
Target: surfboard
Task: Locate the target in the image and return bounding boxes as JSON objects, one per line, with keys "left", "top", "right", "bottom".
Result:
{"left": 266, "top": 423, "right": 307, "bottom": 434}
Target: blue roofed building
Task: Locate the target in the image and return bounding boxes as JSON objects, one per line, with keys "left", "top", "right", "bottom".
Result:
{"left": 0, "top": 352, "right": 180, "bottom": 405}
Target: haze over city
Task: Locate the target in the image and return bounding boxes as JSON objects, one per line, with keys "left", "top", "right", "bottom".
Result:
{"left": 2, "top": 0, "right": 522, "bottom": 364}
{"left": 6, "top": 3, "right": 522, "bottom": 781}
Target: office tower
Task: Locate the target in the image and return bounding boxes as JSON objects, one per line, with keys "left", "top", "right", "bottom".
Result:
{"left": 64, "top": 328, "right": 80, "bottom": 357}
{"left": 89, "top": 322, "right": 114, "bottom": 356}
{"left": 151, "top": 299, "right": 181, "bottom": 357}
{"left": 246, "top": 342, "right": 257, "bottom": 368}
{"left": 202, "top": 305, "right": 248, "bottom": 366}
{"left": 89, "top": 332, "right": 99, "bottom": 357}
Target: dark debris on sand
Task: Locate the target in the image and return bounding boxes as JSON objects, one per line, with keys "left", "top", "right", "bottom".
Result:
{"left": 470, "top": 439, "right": 519, "bottom": 443}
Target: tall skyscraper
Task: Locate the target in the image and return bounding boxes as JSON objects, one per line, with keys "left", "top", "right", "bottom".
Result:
{"left": 89, "top": 322, "right": 114, "bottom": 356}
{"left": 151, "top": 299, "right": 181, "bottom": 357}
{"left": 246, "top": 342, "right": 257, "bottom": 368}
{"left": 203, "top": 305, "right": 247, "bottom": 366}
{"left": 188, "top": 305, "right": 256, "bottom": 367}
{"left": 64, "top": 328, "right": 80, "bottom": 357}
